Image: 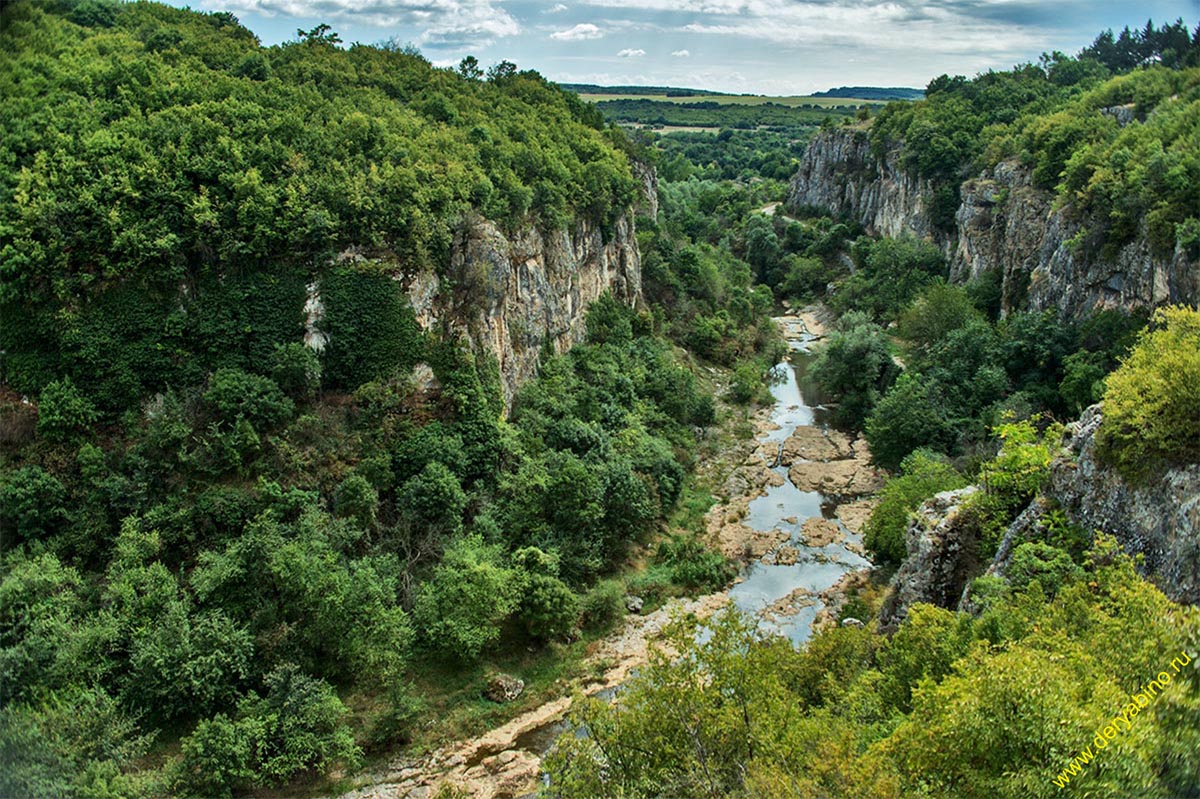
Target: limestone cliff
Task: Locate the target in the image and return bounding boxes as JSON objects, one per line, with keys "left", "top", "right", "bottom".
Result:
{"left": 405, "top": 211, "right": 643, "bottom": 408}
{"left": 1044, "top": 404, "right": 1200, "bottom": 604}
{"left": 877, "top": 487, "right": 981, "bottom": 633}
{"left": 787, "top": 127, "right": 1199, "bottom": 316}
{"left": 879, "top": 404, "right": 1200, "bottom": 630}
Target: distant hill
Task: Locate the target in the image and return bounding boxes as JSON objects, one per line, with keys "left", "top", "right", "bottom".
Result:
{"left": 813, "top": 86, "right": 925, "bottom": 100}
{"left": 560, "top": 83, "right": 730, "bottom": 97}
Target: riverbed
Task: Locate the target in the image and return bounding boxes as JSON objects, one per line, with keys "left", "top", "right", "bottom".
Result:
{"left": 339, "top": 309, "right": 881, "bottom": 799}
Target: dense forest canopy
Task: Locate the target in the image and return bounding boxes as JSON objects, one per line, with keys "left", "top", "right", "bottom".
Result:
{"left": 0, "top": 3, "right": 789, "bottom": 797}
{"left": 867, "top": 19, "right": 1200, "bottom": 249}
{"left": 0, "top": 0, "right": 639, "bottom": 405}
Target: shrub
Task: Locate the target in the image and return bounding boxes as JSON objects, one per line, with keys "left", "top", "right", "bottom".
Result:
{"left": 811, "top": 313, "right": 899, "bottom": 428}
{"left": 270, "top": 343, "right": 321, "bottom": 401}
{"left": 579, "top": 579, "right": 625, "bottom": 632}
{"left": 508, "top": 548, "right": 580, "bottom": 643}
{"left": 333, "top": 473, "right": 379, "bottom": 531}
{"left": 1, "top": 687, "right": 156, "bottom": 799}
{"left": 241, "top": 664, "right": 360, "bottom": 785}
{"left": 0, "top": 466, "right": 68, "bottom": 544}
{"left": 654, "top": 534, "right": 734, "bottom": 591}
{"left": 864, "top": 373, "right": 956, "bottom": 471}
{"left": 397, "top": 461, "right": 467, "bottom": 537}
{"left": 728, "top": 361, "right": 765, "bottom": 404}
{"left": 1097, "top": 306, "right": 1200, "bottom": 481}
{"left": 413, "top": 536, "right": 519, "bottom": 662}
{"left": 204, "top": 368, "right": 294, "bottom": 429}
{"left": 863, "top": 450, "right": 968, "bottom": 564}
{"left": 36, "top": 379, "right": 99, "bottom": 442}
{"left": 896, "top": 283, "right": 980, "bottom": 353}
{"left": 177, "top": 714, "right": 255, "bottom": 799}
{"left": 1007, "top": 542, "right": 1083, "bottom": 597}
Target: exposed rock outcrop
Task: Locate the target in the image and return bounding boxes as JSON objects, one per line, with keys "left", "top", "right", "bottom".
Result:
{"left": 788, "top": 128, "right": 939, "bottom": 242}
{"left": 878, "top": 486, "right": 980, "bottom": 632}
{"left": 884, "top": 403, "right": 1200, "bottom": 629}
{"left": 1044, "top": 404, "right": 1200, "bottom": 604}
{"left": 787, "top": 127, "right": 1199, "bottom": 317}
{"left": 403, "top": 212, "right": 642, "bottom": 409}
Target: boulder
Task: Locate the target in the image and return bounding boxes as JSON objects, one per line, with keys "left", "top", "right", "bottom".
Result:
{"left": 484, "top": 674, "right": 525, "bottom": 703}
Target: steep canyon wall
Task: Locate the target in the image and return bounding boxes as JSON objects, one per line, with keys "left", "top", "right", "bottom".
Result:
{"left": 787, "top": 127, "right": 1199, "bottom": 316}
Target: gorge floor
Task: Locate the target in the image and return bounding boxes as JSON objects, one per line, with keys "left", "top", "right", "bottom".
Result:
{"left": 338, "top": 307, "right": 882, "bottom": 799}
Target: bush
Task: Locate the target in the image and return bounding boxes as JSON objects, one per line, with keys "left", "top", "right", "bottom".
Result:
{"left": 397, "top": 461, "right": 467, "bottom": 537}
{"left": 0, "top": 466, "right": 68, "bottom": 544}
{"left": 413, "top": 536, "right": 519, "bottom": 662}
{"left": 579, "top": 579, "right": 625, "bottom": 632}
{"left": 1007, "top": 542, "right": 1083, "bottom": 597}
{"left": 270, "top": 343, "right": 321, "bottom": 401}
{"left": 1097, "top": 306, "right": 1200, "bottom": 481}
{"left": 654, "top": 534, "right": 734, "bottom": 591}
{"left": 242, "top": 664, "right": 360, "bottom": 785}
{"left": 205, "top": 368, "right": 294, "bottom": 429}
{"left": 864, "top": 373, "right": 957, "bottom": 471}
{"left": 1, "top": 687, "right": 156, "bottom": 799}
{"left": 511, "top": 548, "right": 580, "bottom": 643}
{"left": 333, "top": 473, "right": 379, "bottom": 531}
{"left": 811, "top": 313, "right": 899, "bottom": 428}
{"left": 36, "top": 378, "right": 99, "bottom": 442}
{"left": 863, "top": 450, "right": 968, "bottom": 564}
{"left": 177, "top": 714, "right": 255, "bottom": 799}
{"left": 896, "top": 283, "right": 980, "bottom": 353}
{"left": 728, "top": 361, "right": 765, "bottom": 404}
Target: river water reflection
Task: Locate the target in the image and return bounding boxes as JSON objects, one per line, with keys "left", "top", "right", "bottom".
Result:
{"left": 727, "top": 321, "right": 872, "bottom": 645}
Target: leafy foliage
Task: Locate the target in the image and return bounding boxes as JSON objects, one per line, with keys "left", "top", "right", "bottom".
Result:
{"left": 810, "top": 312, "right": 899, "bottom": 428}
{"left": 863, "top": 450, "right": 968, "bottom": 564}
{"left": 544, "top": 537, "right": 1200, "bottom": 799}
{"left": 1097, "top": 305, "right": 1200, "bottom": 480}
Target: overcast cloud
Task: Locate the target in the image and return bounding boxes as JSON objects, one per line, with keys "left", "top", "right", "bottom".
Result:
{"left": 190, "top": 0, "right": 1198, "bottom": 93}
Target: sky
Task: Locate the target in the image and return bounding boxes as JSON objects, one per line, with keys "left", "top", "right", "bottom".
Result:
{"left": 180, "top": 0, "right": 1200, "bottom": 94}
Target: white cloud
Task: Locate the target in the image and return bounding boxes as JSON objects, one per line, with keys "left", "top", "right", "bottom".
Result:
{"left": 214, "top": 0, "right": 520, "bottom": 48}
{"left": 574, "top": 0, "right": 1052, "bottom": 56}
{"left": 671, "top": 48, "right": 690, "bottom": 56}
{"left": 544, "top": 2, "right": 569, "bottom": 11}
{"left": 550, "top": 22, "right": 604, "bottom": 40}
{"left": 617, "top": 47, "right": 646, "bottom": 57}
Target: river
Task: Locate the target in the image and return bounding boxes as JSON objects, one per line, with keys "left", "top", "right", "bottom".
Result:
{"left": 341, "top": 310, "right": 881, "bottom": 799}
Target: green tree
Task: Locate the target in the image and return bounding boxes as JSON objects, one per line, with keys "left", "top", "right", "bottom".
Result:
{"left": 811, "top": 312, "right": 900, "bottom": 428}
{"left": 413, "top": 535, "right": 519, "bottom": 661}
{"left": 176, "top": 714, "right": 255, "bottom": 799}
{"left": 334, "top": 473, "right": 379, "bottom": 531}
{"left": 896, "top": 283, "right": 980, "bottom": 354}
{"left": 270, "top": 343, "right": 321, "bottom": 401}
{"left": 205, "top": 368, "right": 294, "bottom": 428}
{"left": 0, "top": 467, "right": 68, "bottom": 544}
{"left": 865, "top": 373, "right": 957, "bottom": 470}
{"left": 512, "top": 547, "right": 579, "bottom": 642}
{"left": 863, "top": 450, "right": 968, "bottom": 564}
{"left": 1097, "top": 305, "right": 1200, "bottom": 481}
{"left": 36, "top": 379, "right": 99, "bottom": 442}
{"left": 240, "top": 664, "right": 360, "bottom": 785}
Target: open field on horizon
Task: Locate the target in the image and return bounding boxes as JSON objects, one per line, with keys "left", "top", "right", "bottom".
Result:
{"left": 578, "top": 92, "right": 892, "bottom": 108}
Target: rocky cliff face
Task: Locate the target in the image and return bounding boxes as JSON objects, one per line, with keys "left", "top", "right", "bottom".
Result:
{"left": 1045, "top": 404, "right": 1200, "bottom": 604}
{"left": 879, "top": 404, "right": 1200, "bottom": 629}
{"left": 788, "top": 128, "right": 940, "bottom": 243}
{"left": 404, "top": 210, "right": 642, "bottom": 408}
{"left": 877, "top": 486, "right": 981, "bottom": 632}
{"left": 788, "top": 127, "right": 1199, "bottom": 316}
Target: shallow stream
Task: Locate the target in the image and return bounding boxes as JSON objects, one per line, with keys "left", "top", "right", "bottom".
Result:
{"left": 727, "top": 318, "right": 871, "bottom": 644}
